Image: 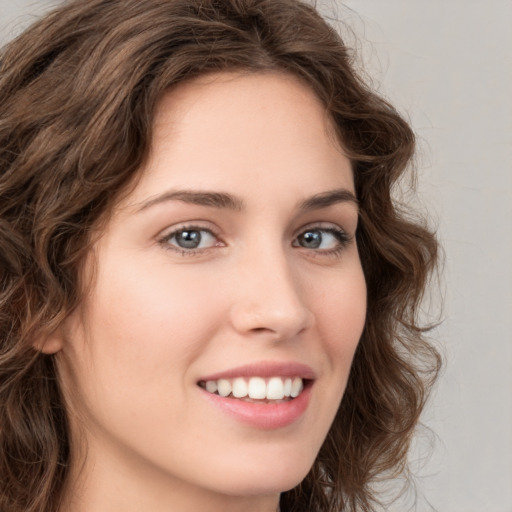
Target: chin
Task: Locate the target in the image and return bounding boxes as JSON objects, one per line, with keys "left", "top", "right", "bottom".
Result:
{"left": 218, "top": 476, "right": 306, "bottom": 498}
{"left": 204, "top": 453, "right": 314, "bottom": 497}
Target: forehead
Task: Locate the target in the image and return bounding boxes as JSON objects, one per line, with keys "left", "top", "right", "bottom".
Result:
{"left": 154, "top": 71, "right": 342, "bottom": 155}
{"left": 121, "top": 71, "right": 353, "bottom": 211}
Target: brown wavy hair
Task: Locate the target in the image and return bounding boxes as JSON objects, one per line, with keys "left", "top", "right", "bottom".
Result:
{"left": 0, "top": 0, "right": 441, "bottom": 511}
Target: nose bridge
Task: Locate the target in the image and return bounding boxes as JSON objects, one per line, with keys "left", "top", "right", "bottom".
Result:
{"left": 229, "top": 240, "right": 313, "bottom": 339}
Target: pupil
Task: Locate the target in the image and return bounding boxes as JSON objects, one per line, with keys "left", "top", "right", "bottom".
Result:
{"left": 301, "top": 230, "right": 322, "bottom": 248}
{"left": 176, "top": 230, "right": 201, "bottom": 249}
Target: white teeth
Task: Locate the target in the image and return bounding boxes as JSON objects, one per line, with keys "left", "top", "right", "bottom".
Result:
{"left": 217, "top": 379, "right": 232, "bottom": 397}
{"left": 205, "top": 380, "right": 218, "bottom": 394}
{"left": 290, "top": 377, "right": 303, "bottom": 398}
{"left": 283, "top": 378, "right": 292, "bottom": 397}
{"left": 202, "top": 376, "right": 306, "bottom": 400}
{"left": 248, "top": 377, "right": 267, "bottom": 399}
{"left": 232, "top": 377, "right": 248, "bottom": 398}
{"left": 267, "top": 377, "right": 285, "bottom": 400}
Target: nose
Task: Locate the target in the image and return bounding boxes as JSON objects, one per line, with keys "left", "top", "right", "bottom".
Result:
{"left": 228, "top": 248, "right": 314, "bottom": 342}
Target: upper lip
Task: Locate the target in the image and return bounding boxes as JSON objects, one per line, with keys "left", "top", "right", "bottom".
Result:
{"left": 198, "top": 361, "right": 316, "bottom": 382}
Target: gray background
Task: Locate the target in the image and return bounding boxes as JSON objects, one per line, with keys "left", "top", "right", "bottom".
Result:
{"left": 1, "top": 1, "right": 511, "bottom": 511}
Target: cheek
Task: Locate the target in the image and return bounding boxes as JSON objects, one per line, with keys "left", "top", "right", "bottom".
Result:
{"left": 62, "top": 258, "right": 229, "bottom": 421}
{"left": 314, "top": 266, "right": 366, "bottom": 353}
{"left": 89, "top": 258, "right": 224, "bottom": 361}
{"left": 301, "top": 262, "right": 366, "bottom": 424}
{"left": 312, "top": 267, "right": 367, "bottom": 409}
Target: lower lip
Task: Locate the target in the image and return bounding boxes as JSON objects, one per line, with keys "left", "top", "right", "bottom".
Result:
{"left": 199, "top": 383, "right": 312, "bottom": 429}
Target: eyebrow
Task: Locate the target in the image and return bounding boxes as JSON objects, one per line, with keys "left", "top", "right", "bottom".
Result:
{"left": 136, "top": 190, "right": 245, "bottom": 212}
{"left": 136, "top": 187, "right": 358, "bottom": 213}
{"left": 298, "top": 188, "right": 358, "bottom": 212}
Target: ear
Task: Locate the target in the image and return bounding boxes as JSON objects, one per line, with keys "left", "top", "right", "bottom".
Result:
{"left": 32, "top": 328, "right": 64, "bottom": 354}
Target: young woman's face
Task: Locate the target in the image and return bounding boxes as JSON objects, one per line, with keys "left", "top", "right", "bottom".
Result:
{"left": 56, "top": 73, "right": 367, "bottom": 509}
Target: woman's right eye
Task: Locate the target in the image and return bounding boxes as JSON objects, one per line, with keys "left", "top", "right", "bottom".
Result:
{"left": 160, "top": 227, "right": 220, "bottom": 253}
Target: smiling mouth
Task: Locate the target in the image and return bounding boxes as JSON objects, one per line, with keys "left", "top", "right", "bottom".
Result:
{"left": 198, "top": 376, "right": 308, "bottom": 402}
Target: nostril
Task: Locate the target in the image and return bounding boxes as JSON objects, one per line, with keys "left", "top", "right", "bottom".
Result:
{"left": 228, "top": 295, "right": 313, "bottom": 340}
{"left": 248, "top": 326, "right": 285, "bottom": 342}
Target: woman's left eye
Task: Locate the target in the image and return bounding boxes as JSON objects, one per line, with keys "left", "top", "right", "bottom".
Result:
{"left": 293, "top": 227, "right": 350, "bottom": 252}
{"left": 161, "top": 227, "right": 219, "bottom": 252}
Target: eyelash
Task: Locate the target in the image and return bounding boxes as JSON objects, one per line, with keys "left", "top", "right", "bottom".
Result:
{"left": 158, "top": 224, "right": 223, "bottom": 257}
{"left": 158, "top": 224, "right": 352, "bottom": 257}
{"left": 293, "top": 226, "right": 352, "bottom": 257}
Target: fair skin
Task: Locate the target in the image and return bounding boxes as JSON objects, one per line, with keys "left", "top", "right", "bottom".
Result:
{"left": 48, "top": 72, "right": 367, "bottom": 512}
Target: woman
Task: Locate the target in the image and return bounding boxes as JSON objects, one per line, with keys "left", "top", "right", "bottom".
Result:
{"left": 0, "top": 0, "right": 441, "bottom": 511}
